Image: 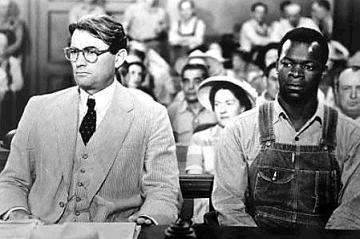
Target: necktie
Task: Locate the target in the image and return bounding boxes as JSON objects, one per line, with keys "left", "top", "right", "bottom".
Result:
{"left": 79, "top": 98, "right": 96, "bottom": 145}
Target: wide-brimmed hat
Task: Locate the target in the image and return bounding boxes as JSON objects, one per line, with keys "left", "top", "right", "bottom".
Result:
{"left": 197, "top": 75, "right": 257, "bottom": 111}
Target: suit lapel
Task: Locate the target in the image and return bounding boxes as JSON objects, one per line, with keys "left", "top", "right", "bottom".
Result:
{"left": 54, "top": 87, "right": 79, "bottom": 189}
{"left": 87, "top": 83, "right": 134, "bottom": 200}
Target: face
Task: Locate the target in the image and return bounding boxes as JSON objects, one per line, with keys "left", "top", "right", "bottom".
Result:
{"left": 214, "top": 89, "right": 244, "bottom": 127}
{"left": 265, "top": 48, "right": 278, "bottom": 67}
{"left": 277, "top": 40, "right": 325, "bottom": 105}
{"left": 179, "top": 1, "right": 194, "bottom": 21}
{"left": 252, "top": 5, "right": 267, "bottom": 23}
{"left": 181, "top": 68, "right": 204, "bottom": 103}
{"left": 70, "top": 29, "right": 126, "bottom": 94}
{"left": 232, "top": 54, "right": 247, "bottom": 71}
{"left": 337, "top": 69, "right": 360, "bottom": 119}
{"left": 266, "top": 67, "right": 279, "bottom": 100}
{"left": 126, "top": 64, "right": 144, "bottom": 88}
{"left": 311, "top": 2, "right": 328, "bottom": 21}
{"left": 0, "top": 0, "right": 9, "bottom": 17}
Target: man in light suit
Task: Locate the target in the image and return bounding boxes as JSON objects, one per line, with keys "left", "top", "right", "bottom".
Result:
{"left": 0, "top": 15, "right": 181, "bottom": 225}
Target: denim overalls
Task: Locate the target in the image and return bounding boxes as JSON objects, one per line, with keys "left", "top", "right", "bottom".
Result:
{"left": 246, "top": 102, "right": 341, "bottom": 229}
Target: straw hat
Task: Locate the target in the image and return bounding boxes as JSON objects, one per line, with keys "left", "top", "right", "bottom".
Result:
{"left": 197, "top": 75, "right": 257, "bottom": 111}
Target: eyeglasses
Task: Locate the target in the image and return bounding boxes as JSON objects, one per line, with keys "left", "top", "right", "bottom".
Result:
{"left": 63, "top": 47, "right": 110, "bottom": 63}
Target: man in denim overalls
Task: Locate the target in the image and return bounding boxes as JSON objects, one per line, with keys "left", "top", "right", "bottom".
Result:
{"left": 212, "top": 27, "right": 360, "bottom": 229}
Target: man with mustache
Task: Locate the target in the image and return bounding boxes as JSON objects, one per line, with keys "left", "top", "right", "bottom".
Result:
{"left": 0, "top": 15, "right": 180, "bottom": 225}
{"left": 212, "top": 27, "right": 360, "bottom": 229}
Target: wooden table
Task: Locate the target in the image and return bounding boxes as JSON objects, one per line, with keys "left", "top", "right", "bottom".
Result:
{"left": 139, "top": 224, "right": 360, "bottom": 239}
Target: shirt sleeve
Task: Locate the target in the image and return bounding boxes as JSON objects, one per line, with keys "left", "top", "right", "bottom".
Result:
{"left": 186, "top": 133, "right": 204, "bottom": 174}
{"left": 326, "top": 120, "right": 360, "bottom": 229}
{"left": 211, "top": 122, "right": 257, "bottom": 226}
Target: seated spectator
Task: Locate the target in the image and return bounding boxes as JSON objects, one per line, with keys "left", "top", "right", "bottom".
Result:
{"left": 334, "top": 66, "right": 360, "bottom": 123}
{"left": 128, "top": 41, "right": 175, "bottom": 105}
{"left": 256, "top": 62, "right": 278, "bottom": 105}
{"left": 118, "top": 60, "right": 156, "bottom": 100}
{"left": 320, "top": 40, "right": 349, "bottom": 107}
{"left": 169, "top": 0, "right": 206, "bottom": 66}
{"left": 253, "top": 42, "right": 279, "bottom": 72}
{"left": 0, "top": 0, "right": 25, "bottom": 138}
{"left": 204, "top": 44, "right": 228, "bottom": 76}
{"left": 311, "top": 0, "right": 333, "bottom": 39}
{"left": 123, "top": 0, "right": 169, "bottom": 60}
{"left": 167, "top": 64, "right": 216, "bottom": 146}
{"left": 270, "top": 3, "right": 319, "bottom": 42}
{"left": 226, "top": 50, "right": 252, "bottom": 81}
{"left": 68, "top": 0, "right": 106, "bottom": 23}
{"left": 186, "top": 75, "right": 256, "bottom": 223}
{"left": 239, "top": 2, "right": 272, "bottom": 53}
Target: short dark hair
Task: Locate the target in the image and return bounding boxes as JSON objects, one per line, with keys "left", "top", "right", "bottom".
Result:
{"left": 251, "top": 2, "right": 268, "bottom": 13}
{"left": 69, "top": 15, "right": 127, "bottom": 54}
{"left": 278, "top": 27, "right": 329, "bottom": 65}
{"left": 313, "top": 0, "right": 331, "bottom": 11}
{"left": 209, "top": 82, "right": 253, "bottom": 111}
{"left": 280, "top": 1, "right": 292, "bottom": 13}
{"left": 178, "top": 0, "right": 195, "bottom": 9}
{"left": 181, "top": 64, "right": 209, "bottom": 80}
{"left": 232, "top": 49, "right": 251, "bottom": 63}
{"left": 265, "top": 62, "right": 277, "bottom": 78}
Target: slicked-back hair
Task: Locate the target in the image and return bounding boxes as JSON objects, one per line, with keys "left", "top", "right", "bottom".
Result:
{"left": 181, "top": 64, "right": 209, "bottom": 81}
{"left": 251, "top": 2, "right": 268, "bottom": 13}
{"left": 278, "top": 27, "right": 329, "bottom": 66}
{"left": 69, "top": 15, "right": 127, "bottom": 54}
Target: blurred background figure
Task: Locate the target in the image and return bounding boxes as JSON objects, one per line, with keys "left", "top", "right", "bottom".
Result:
{"left": 270, "top": 3, "right": 319, "bottom": 42}
{"left": 127, "top": 40, "right": 175, "bottom": 105}
{"left": 239, "top": 2, "right": 272, "bottom": 53}
{"left": 227, "top": 49, "right": 252, "bottom": 81}
{"left": 185, "top": 75, "right": 255, "bottom": 223}
{"left": 253, "top": 42, "right": 279, "bottom": 72}
{"left": 0, "top": 0, "right": 25, "bottom": 139}
{"left": 118, "top": 60, "right": 156, "bottom": 100}
{"left": 68, "top": 0, "right": 106, "bottom": 23}
{"left": 123, "top": 0, "right": 169, "bottom": 60}
{"left": 256, "top": 62, "right": 278, "bottom": 105}
{"left": 169, "top": 0, "right": 206, "bottom": 67}
{"left": 167, "top": 63, "right": 216, "bottom": 146}
{"left": 311, "top": 0, "right": 333, "bottom": 39}
{"left": 334, "top": 66, "right": 360, "bottom": 123}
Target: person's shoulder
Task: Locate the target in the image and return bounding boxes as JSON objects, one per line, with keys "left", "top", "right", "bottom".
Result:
{"left": 125, "top": 86, "right": 166, "bottom": 113}
{"left": 29, "top": 86, "right": 77, "bottom": 104}
{"left": 167, "top": 99, "right": 182, "bottom": 113}
{"left": 336, "top": 109, "right": 360, "bottom": 137}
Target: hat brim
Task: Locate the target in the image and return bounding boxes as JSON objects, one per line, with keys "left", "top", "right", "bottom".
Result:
{"left": 197, "top": 76, "right": 257, "bottom": 111}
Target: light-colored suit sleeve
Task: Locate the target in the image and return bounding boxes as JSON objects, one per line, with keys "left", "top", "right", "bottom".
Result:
{"left": 212, "top": 122, "right": 257, "bottom": 226}
{"left": 0, "top": 97, "right": 38, "bottom": 216}
{"left": 138, "top": 104, "right": 181, "bottom": 224}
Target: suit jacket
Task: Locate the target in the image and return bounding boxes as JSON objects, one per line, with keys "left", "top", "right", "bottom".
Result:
{"left": 0, "top": 82, "right": 181, "bottom": 224}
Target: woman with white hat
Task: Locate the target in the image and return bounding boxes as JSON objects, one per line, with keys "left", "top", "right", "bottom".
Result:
{"left": 185, "top": 75, "right": 256, "bottom": 223}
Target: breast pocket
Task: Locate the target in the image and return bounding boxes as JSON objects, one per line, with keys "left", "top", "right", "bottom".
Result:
{"left": 254, "top": 167, "right": 295, "bottom": 208}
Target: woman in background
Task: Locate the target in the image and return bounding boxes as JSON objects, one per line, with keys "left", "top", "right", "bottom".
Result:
{"left": 185, "top": 76, "right": 256, "bottom": 223}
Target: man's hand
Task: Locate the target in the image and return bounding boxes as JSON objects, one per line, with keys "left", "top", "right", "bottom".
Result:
{"left": 128, "top": 214, "right": 154, "bottom": 226}
{"left": 7, "top": 209, "right": 43, "bottom": 224}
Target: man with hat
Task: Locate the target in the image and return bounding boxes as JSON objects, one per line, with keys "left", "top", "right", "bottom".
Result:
{"left": 212, "top": 27, "right": 360, "bottom": 229}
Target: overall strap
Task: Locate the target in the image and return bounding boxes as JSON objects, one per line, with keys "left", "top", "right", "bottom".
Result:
{"left": 259, "top": 102, "right": 276, "bottom": 143}
{"left": 320, "top": 105, "right": 338, "bottom": 149}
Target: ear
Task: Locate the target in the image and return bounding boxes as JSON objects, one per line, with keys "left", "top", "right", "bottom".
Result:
{"left": 114, "top": 49, "right": 128, "bottom": 68}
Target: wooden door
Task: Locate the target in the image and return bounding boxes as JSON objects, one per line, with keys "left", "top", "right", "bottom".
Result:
{"left": 31, "top": 0, "right": 134, "bottom": 95}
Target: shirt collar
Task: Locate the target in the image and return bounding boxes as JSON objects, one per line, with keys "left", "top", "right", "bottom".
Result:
{"left": 178, "top": 98, "right": 206, "bottom": 115}
{"left": 273, "top": 96, "right": 324, "bottom": 126}
{"left": 79, "top": 79, "right": 117, "bottom": 111}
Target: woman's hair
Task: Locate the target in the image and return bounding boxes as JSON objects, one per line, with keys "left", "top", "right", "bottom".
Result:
{"left": 209, "top": 81, "right": 253, "bottom": 111}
